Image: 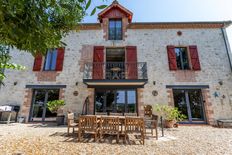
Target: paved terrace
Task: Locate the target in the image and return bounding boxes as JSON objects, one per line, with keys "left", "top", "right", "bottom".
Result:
{"left": 0, "top": 124, "right": 231, "bottom": 155}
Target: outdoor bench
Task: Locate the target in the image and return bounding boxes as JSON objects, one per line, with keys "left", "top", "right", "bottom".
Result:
{"left": 217, "top": 119, "right": 232, "bottom": 128}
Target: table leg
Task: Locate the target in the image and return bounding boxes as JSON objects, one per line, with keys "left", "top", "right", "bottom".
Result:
{"left": 7, "top": 112, "right": 12, "bottom": 124}
{"left": 161, "top": 116, "right": 164, "bottom": 137}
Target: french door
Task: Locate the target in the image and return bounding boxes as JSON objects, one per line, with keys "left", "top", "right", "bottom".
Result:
{"left": 30, "top": 89, "right": 59, "bottom": 122}
{"left": 173, "top": 89, "right": 205, "bottom": 123}
{"left": 95, "top": 89, "right": 137, "bottom": 114}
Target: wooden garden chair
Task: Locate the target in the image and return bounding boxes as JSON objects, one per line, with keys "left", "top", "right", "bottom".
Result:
{"left": 67, "top": 113, "right": 78, "bottom": 136}
{"left": 99, "top": 116, "right": 120, "bottom": 143}
{"left": 124, "top": 117, "right": 145, "bottom": 145}
{"left": 144, "top": 114, "right": 159, "bottom": 140}
{"left": 78, "top": 115, "right": 98, "bottom": 142}
{"left": 124, "top": 113, "right": 138, "bottom": 116}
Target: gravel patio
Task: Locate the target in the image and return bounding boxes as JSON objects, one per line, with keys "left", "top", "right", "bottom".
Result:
{"left": 0, "top": 123, "right": 231, "bottom": 155}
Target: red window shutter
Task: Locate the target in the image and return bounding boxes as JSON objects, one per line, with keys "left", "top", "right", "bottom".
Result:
{"left": 126, "top": 46, "right": 138, "bottom": 79}
{"left": 93, "top": 46, "right": 104, "bottom": 79}
{"left": 189, "top": 46, "right": 201, "bottom": 70}
{"left": 56, "top": 48, "right": 65, "bottom": 71}
{"left": 33, "top": 54, "right": 43, "bottom": 71}
{"left": 167, "top": 46, "right": 177, "bottom": 70}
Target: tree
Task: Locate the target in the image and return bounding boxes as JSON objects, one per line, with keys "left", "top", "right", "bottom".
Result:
{"left": 0, "top": 0, "right": 107, "bottom": 85}
{"left": 0, "top": 46, "right": 25, "bottom": 86}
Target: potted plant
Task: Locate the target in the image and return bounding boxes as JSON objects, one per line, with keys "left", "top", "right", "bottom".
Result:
{"left": 47, "top": 100, "right": 65, "bottom": 125}
{"left": 154, "top": 105, "right": 186, "bottom": 128}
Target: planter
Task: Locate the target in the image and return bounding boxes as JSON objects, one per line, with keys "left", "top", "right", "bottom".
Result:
{"left": 18, "top": 116, "right": 25, "bottom": 123}
{"left": 56, "top": 115, "right": 65, "bottom": 126}
{"left": 164, "top": 120, "right": 176, "bottom": 128}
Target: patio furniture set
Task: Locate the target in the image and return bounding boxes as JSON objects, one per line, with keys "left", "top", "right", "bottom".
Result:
{"left": 67, "top": 112, "right": 159, "bottom": 145}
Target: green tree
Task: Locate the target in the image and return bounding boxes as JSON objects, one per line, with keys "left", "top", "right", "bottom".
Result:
{"left": 0, "top": 0, "right": 107, "bottom": 85}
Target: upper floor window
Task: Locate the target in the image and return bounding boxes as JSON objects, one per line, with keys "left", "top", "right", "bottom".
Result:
{"left": 167, "top": 45, "right": 201, "bottom": 71}
{"left": 175, "top": 47, "right": 189, "bottom": 70}
{"left": 44, "top": 49, "right": 58, "bottom": 71}
{"left": 108, "top": 19, "right": 122, "bottom": 40}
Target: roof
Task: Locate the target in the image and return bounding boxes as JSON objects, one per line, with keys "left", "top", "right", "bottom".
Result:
{"left": 98, "top": 0, "right": 133, "bottom": 23}
{"left": 77, "top": 21, "right": 232, "bottom": 30}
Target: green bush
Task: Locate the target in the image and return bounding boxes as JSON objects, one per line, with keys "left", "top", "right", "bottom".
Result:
{"left": 47, "top": 100, "right": 65, "bottom": 113}
{"left": 154, "top": 105, "right": 186, "bottom": 122}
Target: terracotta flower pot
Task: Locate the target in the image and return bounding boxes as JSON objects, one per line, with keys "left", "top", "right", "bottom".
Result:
{"left": 164, "top": 120, "right": 176, "bottom": 128}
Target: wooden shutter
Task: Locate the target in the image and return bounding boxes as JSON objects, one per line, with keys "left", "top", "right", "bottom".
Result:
{"left": 126, "top": 46, "right": 138, "bottom": 79}
{"left": 189, "top": 46, "right": 201, "bottom": 70}
{"left": 167, "top": 46, "right": 177, "bottom": 70}
{"left": 56, "top": 48, "right": 65, "bottom": 71}
{"left": 33, "top": 54, "right": 43, "bottom": 71}
{"left": 93, "top": 46, "right": 104, "bottom": 79}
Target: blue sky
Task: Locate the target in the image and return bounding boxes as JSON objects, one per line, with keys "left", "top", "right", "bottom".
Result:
{"left": 83, "top": 0, "right": 232, "bottom": 49}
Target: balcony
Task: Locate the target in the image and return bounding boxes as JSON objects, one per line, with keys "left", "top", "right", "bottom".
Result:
{"left": 83, "top": 62, "right": 148, "bottom": 87}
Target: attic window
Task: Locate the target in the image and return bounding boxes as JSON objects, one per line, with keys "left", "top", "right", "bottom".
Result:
{"left": 108, "top": 19, "right": 122, "bottom": 40}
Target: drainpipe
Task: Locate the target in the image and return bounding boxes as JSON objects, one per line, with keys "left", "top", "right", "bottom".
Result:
{"left": 221, "top": 26, "right": 232, "bottom": 72}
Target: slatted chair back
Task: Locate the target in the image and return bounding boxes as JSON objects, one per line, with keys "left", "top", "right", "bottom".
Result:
{"left": 79, "top": 115, "right": 98, "bottom": 132}
{"left": 124, "top": 113, "right": 138, "bottom": 116}
{"left": 100, "top": 116, "right": 120, "bottom": 143}
{"left": 152, "top": 114, "right": 159, "bottom": 126}
{"left": 125, "top": 117, "right": 145, "bottom": 145}
{"left": 144, "top": 105, "right": 153, "bottom": 117}
{"left": 109, "top": 112, "right": 123, "bottom": 116}
{"left": 67, "top": 113, "right": 75, "bottom": 125}
{"left": 95, "top": 112, "right": 107, "bottom": 116}
{"left": 100, "top": 117, "right": 120, "bottom": 133}
{"left": 125, "top": 117, "right": 145, "bottom": 133}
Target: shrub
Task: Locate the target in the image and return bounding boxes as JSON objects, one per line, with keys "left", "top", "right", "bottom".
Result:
{"left": 47, "top": 100, "right": 65, "bottom": 113}
{"left": 154, "top": 105, "right": 186, "bottom": 122}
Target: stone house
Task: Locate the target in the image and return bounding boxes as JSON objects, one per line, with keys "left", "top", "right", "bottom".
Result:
{"left": 0, "top": 1, "right": 232, "bottom": 125}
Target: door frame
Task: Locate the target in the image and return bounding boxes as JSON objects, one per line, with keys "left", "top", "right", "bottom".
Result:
{"left": 173, "top": 89, "right": 206, "bottom": 124}
{"left": 29, "top": 89, "right": 59, "bottom": 122}
{"left": 94, "top": 88, "right": 138, "bottom": 114}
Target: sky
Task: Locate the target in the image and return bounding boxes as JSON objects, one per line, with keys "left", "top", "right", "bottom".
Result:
{"left": 83, "top": 0, "right": 232, "bottom": 49}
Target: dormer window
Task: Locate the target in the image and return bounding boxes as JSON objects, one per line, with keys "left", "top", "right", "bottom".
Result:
{"left": 108, "top": 19, "right": 122, "bottom": 40}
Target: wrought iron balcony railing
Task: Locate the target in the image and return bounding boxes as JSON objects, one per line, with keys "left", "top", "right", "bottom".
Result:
{"left": 83, "top": 62, "right": 148, "bottom": 80}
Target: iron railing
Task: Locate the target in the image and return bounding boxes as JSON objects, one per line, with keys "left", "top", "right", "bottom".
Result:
{"left": 83, "top": 62, "right": 148, "bottom": 80}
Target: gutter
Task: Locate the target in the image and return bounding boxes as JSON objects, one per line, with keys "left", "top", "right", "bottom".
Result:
{"left": 221, "top": 27, "right": 232, "bottom": 72}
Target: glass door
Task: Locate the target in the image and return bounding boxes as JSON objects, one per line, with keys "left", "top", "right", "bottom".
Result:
{"left": 30, "top": 89, "right": 59, "bottom": 122}
{"left": 188, "top": 90, "right": 205, "bottom": 121}
{"left": 173, "top": 89, "right": 205, "bottom": 123}
{"left": 31, "top": 90, "right": 46, "bottom": 121}
{"left": 173, "top": 90, "right": 189, "bottom": 121}
{"left": 127, "top": 90, "right": 136, "bottom": 113}
{"left": 106, "top": 90, "right": 115, "bottom": 113}
{"left": 115, "top": 90, "right": 126, "bottom": 113}
{"left": 95, "top": 89, "right": 137, "bottom": 114}
{"left": 45, "top": 90, "right": 59, "bottom": 121}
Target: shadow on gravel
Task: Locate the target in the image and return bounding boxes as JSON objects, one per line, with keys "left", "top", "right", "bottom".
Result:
{"left": 50, "top": 131, "right": 68, "bottom": 137}
{"left": 55, "top": 132, "right": 146, "bottom": 145}
{"left": 28, "top": 123, "right": 67, "bottom": 128}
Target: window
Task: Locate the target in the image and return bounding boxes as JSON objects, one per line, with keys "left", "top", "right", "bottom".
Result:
{"left": 175, "top": 47, "right": 189, "bottom": 70}
{"left": 108, "top": 19, "right": 122, "bottom": 40}
{"left": 44, "top": 49, "right": 58, "bottom": 71}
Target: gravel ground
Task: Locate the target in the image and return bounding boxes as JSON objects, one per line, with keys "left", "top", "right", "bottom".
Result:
{"left": 0, "top": 123, "right": 232, "bottom": 155}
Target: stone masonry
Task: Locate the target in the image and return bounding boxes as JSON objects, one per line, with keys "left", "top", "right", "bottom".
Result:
{"left": 0, "top": 26, "right": 232, "bottom": 125}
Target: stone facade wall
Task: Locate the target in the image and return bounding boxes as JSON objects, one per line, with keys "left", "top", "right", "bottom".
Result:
{"left": 0, "top": 28, "right": 232, "bottom": 124}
